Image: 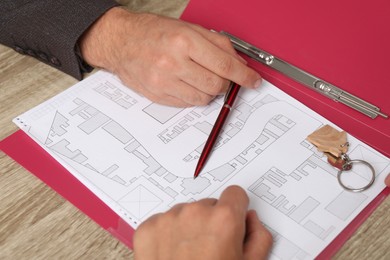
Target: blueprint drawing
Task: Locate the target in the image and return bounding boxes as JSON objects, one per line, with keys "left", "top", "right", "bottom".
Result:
{"left": 14, "top": 71, "right": 389, "bottom": 259}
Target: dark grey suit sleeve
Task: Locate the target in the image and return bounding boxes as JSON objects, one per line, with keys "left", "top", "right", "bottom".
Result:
{"left": 0, "top": 0, "right": 119, "bottom": 79}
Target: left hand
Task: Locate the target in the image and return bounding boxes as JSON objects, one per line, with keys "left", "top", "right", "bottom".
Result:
{"left": 133, "top": 185, "right": 273, "bottom": 260}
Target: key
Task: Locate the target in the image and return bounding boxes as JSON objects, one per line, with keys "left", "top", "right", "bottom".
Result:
{"left": 307, "top": 125, "right": 375, "bottom": 192}
{"left": 307, "top": 125, "right": 351, "bottom": 170}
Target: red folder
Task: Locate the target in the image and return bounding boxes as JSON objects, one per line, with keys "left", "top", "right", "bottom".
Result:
{"left": 181, "top": 0, "right": 390, "bottom": 158}
{"left": 1, "top": 0, "right": 389, "bottom": 258}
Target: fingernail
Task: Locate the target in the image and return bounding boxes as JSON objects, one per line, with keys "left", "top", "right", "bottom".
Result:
{"left": 253, "top": 78, "right": 262, "bottom": 88}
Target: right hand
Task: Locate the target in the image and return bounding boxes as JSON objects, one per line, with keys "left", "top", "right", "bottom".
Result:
{"left": 80, "top": 7, "right": 262, "bottom": 107}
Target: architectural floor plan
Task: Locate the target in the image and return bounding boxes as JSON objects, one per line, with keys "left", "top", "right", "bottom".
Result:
{"left": 15, "top": 71, "right": 389, "bottom": 259}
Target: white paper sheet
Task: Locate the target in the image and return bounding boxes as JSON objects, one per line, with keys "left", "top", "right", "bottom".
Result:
{"left": 14, "top": 70, "right": 389, "bottom": 259}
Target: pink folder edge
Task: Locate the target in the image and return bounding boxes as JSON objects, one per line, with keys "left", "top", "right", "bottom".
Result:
{"left": 0, "top": 130, "right": 134, "bottom": 249}
{"left": 1, "top": 130, "right": 388, "bottom": 257}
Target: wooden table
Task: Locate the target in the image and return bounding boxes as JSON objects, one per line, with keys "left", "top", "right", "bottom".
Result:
{"left": 1, "top": 1, "right": 389, "bottom": 259}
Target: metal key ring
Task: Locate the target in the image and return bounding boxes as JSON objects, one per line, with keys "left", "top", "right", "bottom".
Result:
{"left": 337, "top": 159, "right": 375, "bottom": 192}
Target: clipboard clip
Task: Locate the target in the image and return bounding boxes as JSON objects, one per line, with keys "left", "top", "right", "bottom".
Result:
{"left": 221, "top": 31, "right": 388, "bottom": 119}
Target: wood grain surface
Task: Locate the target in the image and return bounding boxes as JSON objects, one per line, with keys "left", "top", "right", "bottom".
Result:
{"left": 0, "top": 1, "right": 389, "bottom": 259}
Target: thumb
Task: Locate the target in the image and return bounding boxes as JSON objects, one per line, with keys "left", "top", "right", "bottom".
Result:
{"left": 385, "top": 174, "right": 390, "bottom": 187}
{"left": 243, "top": 210, "right": 273, "bottom": 260}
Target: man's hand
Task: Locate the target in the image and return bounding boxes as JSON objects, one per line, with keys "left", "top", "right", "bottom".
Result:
{"left": 385, "top": 174, "right": 390, "bottom": 187}
{"left": 80, "top": 7, "right": 262, "bottom": 107}
{"left": 133, "top": 186, "right": 273, "bottom": 260}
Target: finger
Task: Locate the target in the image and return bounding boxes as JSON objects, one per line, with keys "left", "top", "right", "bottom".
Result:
{"left": 243, "top": 210, "right": 273, "bottom": 260}
{"left": 141, "top": 87, "right": 193, "bottom": 107}
{"left": 196, "top": 197, "right": 218, "bottom": 206}
{"left": 188, "top": 33, "right": 262, "bottom": 89}
{"left": 163, "top": 79, "right": 216, "bottom": 106}
{"left": 216, "top": 185, "right": 249, "bottom": 219}
{"left": 187, "top": 24, "right": 248, "bottom": 65}
{"left": 121, "top": 77, "right": 193, "bottom": 107}
{"left": 385, "top": 174, "right": 390, "bottom": 187}
{"left": 180, "top": 60, "right": 230, "bottom": 96}
{"left": 187, "top": 25, "right": 245, "bottom": 61}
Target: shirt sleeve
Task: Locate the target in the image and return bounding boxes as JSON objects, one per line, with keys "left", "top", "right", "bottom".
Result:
{"left": 0, "top": 0, "right": 120, "bottom": 79}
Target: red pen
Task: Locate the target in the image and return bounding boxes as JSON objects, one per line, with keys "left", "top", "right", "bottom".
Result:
{"left": 194, "top": 82, "right": 241, "bottom": 178}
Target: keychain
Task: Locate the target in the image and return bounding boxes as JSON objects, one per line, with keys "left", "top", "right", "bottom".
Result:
{"left": 307, "top": 125, "right": 375, "bottom": 192}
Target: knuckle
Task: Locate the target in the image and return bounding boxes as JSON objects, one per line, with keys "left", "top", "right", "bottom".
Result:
{"left": 199, "top": 95, "right": 214, "bottom": 105}
{"left": 216, "top": 56, "right": 233, "bottom": 74}
{"left": 169, "top": 31, "right": 192, "bottom": 49}
{"left": 170, "top": 202, "right": 186, "bottom": 212}
{"left": 180, "top": 202, "right": 205, "bottom": 218}
{"left": 192, "top": 93, "right": 213, "bottom": 106}
{"left": 153, "top": 54, "right": 175, "bottom": 71}
{"left": 182, "top": 90, "right": 213, "bottom": 106}
{"left": 203, "top": 74, "right": 225, "bottom": 95}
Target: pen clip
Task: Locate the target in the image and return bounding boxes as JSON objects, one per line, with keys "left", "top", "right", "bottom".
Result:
{"left": 221, "top": 31, "right": 274, "bottom": 65}
{"left": 220, "top": 31, "right": 389, "bottom": 119}
{"left": 224, "top": 81, "right": 236, "bottom": 103}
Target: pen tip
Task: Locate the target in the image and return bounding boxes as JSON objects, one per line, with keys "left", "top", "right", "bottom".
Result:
{"left": 193, "top": 171, "right": 199, "bottom": 179}
{"left": 193, "top": 163, "right": 202, "bottom": 179}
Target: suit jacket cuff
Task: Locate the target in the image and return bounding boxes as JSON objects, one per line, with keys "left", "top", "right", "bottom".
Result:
{"left": 0, "top": 0, "right": 120, "bottom": 79}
